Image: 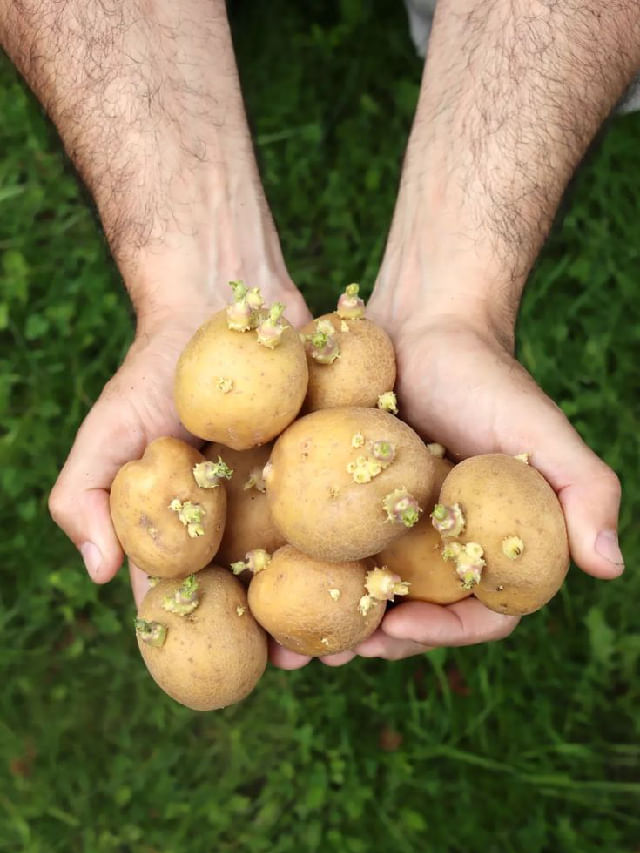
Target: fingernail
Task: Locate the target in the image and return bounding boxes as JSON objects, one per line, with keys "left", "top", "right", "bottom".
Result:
{"left": 80, "top": 541, "right": 103, "bottom": 580}
{"left": 595, "top": 530, "right": 624, "bottom": 573}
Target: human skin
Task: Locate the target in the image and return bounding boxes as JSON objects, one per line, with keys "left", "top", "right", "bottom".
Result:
{"left": 0, "top": 0, "right": 310, "bottom": 621}
{"left": 275, "top": 0, "right": 638, "bottom": 669}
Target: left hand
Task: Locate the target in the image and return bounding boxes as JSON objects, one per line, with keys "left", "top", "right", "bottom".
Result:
{"left": 336, "top": 306, "right": 623, "bottom": 664}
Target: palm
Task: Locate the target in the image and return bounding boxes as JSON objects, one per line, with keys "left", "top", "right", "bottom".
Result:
{"left": 51, "top": 295, "right": 312, "bottom": 596}
{"left": 391, "top": 318, "right": 548, "bottom": 460}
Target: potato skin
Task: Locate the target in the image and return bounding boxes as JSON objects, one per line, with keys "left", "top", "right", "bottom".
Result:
{"left": 137, "top": 567, "right": 267, "bottom": 711}
{"left": 439, "top": 454, "right": 570, "bottom": 615}
{"left": 247, "top": 545, "right": 383, "bottom": 656}
{"left": 205, "top": 443, "right": 286, "bottom": 565}
{"left": 266, "top": 408, "right": 438, "bottom": 561}
{"left": 379, "top": 516, "right": 471, "bottom": 604}
{"left": 174, "top": 309, "right": 308, "bottom": 449}
{"left": 378, "top": 458, "right": 470, "bottom": 604}
{"left": 110, "top": 437, "right": 226, "bottom": 578}
{"left": 301, "top": 313, "right": 396, "bottom": 411}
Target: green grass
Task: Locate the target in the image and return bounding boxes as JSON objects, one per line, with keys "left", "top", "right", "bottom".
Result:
{"left": 1, "top": 1, "right": 639, "bottom": 851}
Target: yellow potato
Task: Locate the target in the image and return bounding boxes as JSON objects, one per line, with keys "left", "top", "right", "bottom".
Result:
{"left": 265, "top": 407, "right": 438, "bottom": 561}
{"left": 378, "top": 515, "right": 471, "bottom": 604}
{"left": 247, "top": 545, "right": 383, "bottom": 656}
{"left": 438, "top": 454, "right": 570, "bottom": 615}
{"left": 377, "top": 458, "right": 470, "bottom": 604}
{"left": 110, "top": 437, "right": 226, "bottom": 578}
{"left": 136, "top": 567, "right": 267, "bottom": 710}
{"left": 301, "top": 313, "right": 396, "bottom": 411}
{"left": 174, "top": 308, "right": 308, "bottom": 449}
{"left": 205, "top": 443, "right": 285, "bottom": 565}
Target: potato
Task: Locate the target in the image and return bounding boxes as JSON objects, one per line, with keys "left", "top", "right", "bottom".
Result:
{"left": 247, "top": 545, "right": 384, "bottom": 655}
{"left": 378, "top": 515, "right": 472, "bottom": 604}
{"left": 437, "top": 454, "right": 570, "bottom": 615}
{"left": 136, "top": 567, "right": 267, "bottom": 711}
{"left": 204, "top": 442, "right": 285, "bottom": 565}
{"left": 301, "top": 295, "right": 395, "bottom": 411}
{"left": 265, "top": 407, "right": 438, "bottom": 561}
{"left": 174, "top": 291, "right": 308, "bottom": 449}
{"left": 377, "top": 458, "right": 471, "bottom": 604}
{"left": 110, "top": 437, "right": 226, "bottom": 578}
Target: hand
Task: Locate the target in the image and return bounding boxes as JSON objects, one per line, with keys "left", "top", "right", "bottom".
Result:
{"left": 49, "top": 288, "right": 311, "bottom": 602}
{"left": 328, "top": 307, "right": 623, "bottom": 663}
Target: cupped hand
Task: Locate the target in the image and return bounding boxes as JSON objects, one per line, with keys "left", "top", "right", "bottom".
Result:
{"left": 49, "top": 289, "right": 311, "bottom": 613}
{"left": 336, "top": 310, "right": 624, "bottom": 662}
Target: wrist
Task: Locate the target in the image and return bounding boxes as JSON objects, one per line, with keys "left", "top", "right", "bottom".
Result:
{"left": 121, "top": 178, "right": 304, "bottom": 336}
{"left": 369, "top": 202, "right": 522, "bottom": 349}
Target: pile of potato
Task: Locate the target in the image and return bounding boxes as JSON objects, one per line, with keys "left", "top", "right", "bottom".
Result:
{"left": 111, "top": 282, "right": 569, "bottom": 711}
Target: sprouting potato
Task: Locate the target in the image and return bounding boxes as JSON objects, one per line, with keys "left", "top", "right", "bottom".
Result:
{"left": 301, "top": 284, "right": 396, "bottom": 412}
{"left": 435, "top": 454, "right": 570, "bottom": 615}
{"left": 247, "top": 545, "right": 385, "bottom": 656}
{"left": 204, "top": 442, "right": 285, "bottom": 566}
{"left": 110, "top": 437, "right": 226, "bottom": 578}
{"left": 265, "top": 407, "right": 438, "bottom": 561}
{"left": 136, "top": 567, "right": 267, "bottom": 710}
{"left": 377, "top": 458, "right": 471, "bottom": 604}
{"left": 174, "top": 284, "right": 308, "bottom": 449}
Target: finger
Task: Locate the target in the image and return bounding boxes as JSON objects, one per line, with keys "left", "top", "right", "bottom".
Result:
{"left": 354, "top": 629, "right": 433, "bottom": 660}
{"left": 49, "top": 477, "right": 124, "bottom": 585}
{"left": 268, "top": 639, "right": 312, "bottom": 670}
{"left": 130, "top": 562, "right": 151, "bottom": 609}
{"left": 50, "top": 386, "right": 144, "bottom": 582}
{"left": 487, "top": 374, "right": 624, "bottom": 579}
{"left": 319, "top": 650, "right": 357, "bottom": 667}
{"left": 533, "top": 446, "right": 623, "bottom": 579}
{"left": 494, "top": 388, "right": 624, "bottom": 579}
{"left": 382, "top": 599, "right": 519, "bottom": 647}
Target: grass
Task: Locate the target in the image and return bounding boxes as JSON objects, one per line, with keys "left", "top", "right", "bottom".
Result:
{"left": 1, "top": 1, "right": 639, "bottom": 851}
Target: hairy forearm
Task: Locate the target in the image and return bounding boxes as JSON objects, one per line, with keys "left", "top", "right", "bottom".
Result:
{"left": 374, "top": 0, "right": 640, "bottom": 327}
{"left": 1, "top": 0, "right": 290, "bottom": 323}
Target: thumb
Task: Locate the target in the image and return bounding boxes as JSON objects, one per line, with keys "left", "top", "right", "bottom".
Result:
{"left": 544, "top": 445, "right": 623, "bottom": 579}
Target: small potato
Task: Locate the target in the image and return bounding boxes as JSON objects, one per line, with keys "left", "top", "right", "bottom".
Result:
{"left": 438, "top": 454, "right": 570, "bottom": 615}
{"left": 265, "top": 407, "right": 438, "bottom": 561}
{"left": 136, "top": 567, "right": 267, "bottom": 711}
{"left": 378, "top": 516, "right": 471, "bottom": 604}
{"left": 377, "top": 458, "right": 470, "bottom": 604}
{"left": 110, "top": 437, "right": 226, "bottom": 578}
{"left": 205, "top": 443, "right": 285, "bottom": 565}
{"left": 247, "top": 545, "right": 384, "bottom": 656}
{"left": 301, "top": 312, "right": 396, "bottom": 411}
{"left": 174, "top": 306, "right": 308, "bottom": 449}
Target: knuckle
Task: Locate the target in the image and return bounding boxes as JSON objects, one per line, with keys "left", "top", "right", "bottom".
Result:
{"left": 587, "top": 459, "right": 622, "bottom": 502}
{"left": 47, "top": 481, "right": 68, "bottom": 528}
{"left": 489, "top": 616, "right": 520, "bottom": 642}
{"left": 602, "top": 467, "right": 622, "bottom": 502}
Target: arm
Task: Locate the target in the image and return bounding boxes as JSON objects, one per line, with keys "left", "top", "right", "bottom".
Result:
{"left": 1, "top": 0, "right": 309, "bottom": 581}
{"left": 357, "top": 0, "right": 637, "bottom": 661}
{"left": 372, "top": 0, "right": 640, "bottom": 329}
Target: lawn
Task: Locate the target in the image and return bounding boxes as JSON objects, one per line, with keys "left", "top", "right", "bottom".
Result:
{"left": 1, "top": 2, "right": 639, "bottom": 851}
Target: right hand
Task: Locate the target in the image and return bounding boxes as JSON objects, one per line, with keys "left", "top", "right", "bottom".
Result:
{"left": 49, "top": 290, "right": 311, "bottom": 594}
